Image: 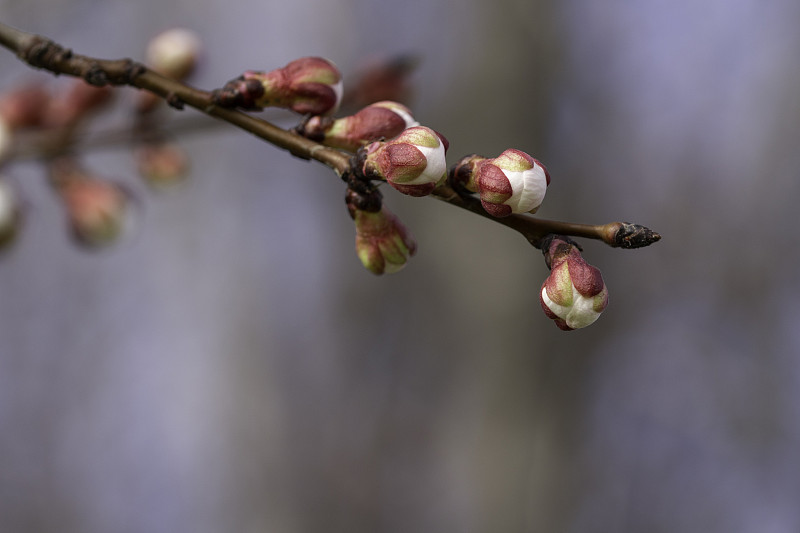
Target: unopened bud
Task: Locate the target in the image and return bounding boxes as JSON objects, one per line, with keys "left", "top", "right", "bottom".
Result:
{"left": 136, "top": 140, "right": 189, "bottom": 189}
{"left": 145, "top": 28, "right": 202, "bottom": 80}
{"left": 358, "top": 125, "right": 448, "bottom": 197}
{"left": 450, "top": 150, "right": 550, "bottom": 217}
{"left": 0, "top": 83, "right": 50, "bottom": 130}
{"left": 0, "top": 179, "right": 22, "bottom": 248}
{"left": 539, "top": 237, "right": 608, "bottom": 330}
{"left": 0, "top": 84, "right": 51, "bottom": 160}
{"left": 215, "top": 57, "right": 342, "bottom": 115}
{"left": 298, "top": 101, "right": 418, "bottom": 152}
{"left": 50, "top": 160, "right": 129, "bottom": 248}
{"left": 45, "top": 80, "right": 113, "bottom": 128}
{"left": 353, "top": 204, "right": 416, "bottom": 275}
{"left": 478, "top": 149, "right": 550, "bottom": 217}
{"left": 341, "top": 54, "right": 418, "bottom": 109}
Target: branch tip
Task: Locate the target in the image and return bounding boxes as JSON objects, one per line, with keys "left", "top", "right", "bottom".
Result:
{"left": 610, "top": 222, "right": 661, "bottom": 249}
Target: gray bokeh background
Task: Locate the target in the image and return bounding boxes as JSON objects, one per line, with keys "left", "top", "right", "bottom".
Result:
{"left": 2, "top": 0, "right": 799, "bottom": 531}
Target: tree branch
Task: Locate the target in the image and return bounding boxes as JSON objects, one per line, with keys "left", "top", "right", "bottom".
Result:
{"left": 0, "top": 21, "right": 660, "bottom": 249}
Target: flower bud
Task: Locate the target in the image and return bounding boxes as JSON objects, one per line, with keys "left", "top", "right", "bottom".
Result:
{"left": 341, "top": 54, "right": 418, "bottom": 109}
{"left": 0, "top": 178, "right": 22, "bottom": 249}
{"left": 0, "top": 83, "right": 50, "bottom": 130}
{"left": 136, "top": 140, "right": 189, "bottom": 189}
{"left": 145, "top": 28, "right": 202, "bottom": 80}
{"left": 137, "top": 28, "right": 202, "bottom": 113}
{"left": 50, "top": 160, "right": 129, "bottom": 248}
{"left": 45, "top": 80, "right": 113, "bottom": 128}
{"left": 476, "top": 149, "right": 550, "bottom": 217}
{"left": 359, "top": 126, "right": 448, "bottom": 197}
{"left": 0, "top": 84, "right": 51, "bottom": 160}
{"left": 539, "top": 237, "right": 608, "bottom": 330}
{"left": 353, "top": 204, "right": 416, "bottom": 275}
{"left": 298, "top": 101, "right": 418, "bottom": 152}
{"left": 215, "top": 57, "right": 342, "bottom": 115}
{"left": 449, "top": 150, "right": 550, "bottom": 217}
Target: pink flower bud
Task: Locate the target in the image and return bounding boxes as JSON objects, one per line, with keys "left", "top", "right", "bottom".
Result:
{"left": 136, "top": 140, "right": 189, "bottom": 189}
{"left": 0, "top": 179, "right": 22, "bottom": 249}
{"left": 539, "top": 237, "right": 608, "bottom": 330}
{"left": 299, "top": 101, "right": 418, "bottom": 152}
{"left": 0, "top": 84, "right": 51, "bottom": 159}
{"left": 145, "top": 28, "right": 202, "bottom": 80}
{"left": 216, "top": 57, "right": 343, "bottom": 115}
{"left": 476, "top": 149, "right": 550, "bottom": 217}
{"left": 0, "top": 83, "right": 50, "bottom": 130}
{"left": 45, "top": 80, "right": 113, "bottom": 128}
{"left": 50, "top": 161, "right": 129, "bottom": 248}
{"left": 341, "top": 54, "right": 418, "bottom": 109}
{"left": 353, "top": 205, "right": 417, "bottom": 275}
{"left": 360, "top": 126, "right": 448, "bottom": 197}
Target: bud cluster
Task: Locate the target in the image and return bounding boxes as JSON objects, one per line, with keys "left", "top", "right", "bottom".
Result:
{"left": 0, "top": 28, "right": 203, "bottom": 251}
{"left": 0, "top": 34, "right": 657, "bottom": 330}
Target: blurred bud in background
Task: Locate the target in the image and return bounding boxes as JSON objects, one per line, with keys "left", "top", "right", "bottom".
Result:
{"left": 49, "top": 159, "right": 131, "bottom": 248}
{"left": 341, "top": 54, "right": 419, "bottom": 110}
{"left": 135, "top": 139, "right": 189, "bottom": 189}
{"left": 137, "top": 28, "right": 203, "bottom": 114}
{"left": 44, "top": 80, "right": 113, "bottom": 129}
{"left": 0, "top": 83, "right": 51, "bottom": 160}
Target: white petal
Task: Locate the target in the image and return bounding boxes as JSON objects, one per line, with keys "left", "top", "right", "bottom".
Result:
{"left": 541, "top": 284, "right": 602, "bottom": 329}
{"left": 390, "top": 106, "right": 419, "bottom": 129}
{"left": 503, "top": 163, "right": 548, "bottom": 213}
{"left": 328, "top": 78, "right": 344, "bottom": 114}
{"left": 403, "top": 142, "right": 447, "bottom": 186}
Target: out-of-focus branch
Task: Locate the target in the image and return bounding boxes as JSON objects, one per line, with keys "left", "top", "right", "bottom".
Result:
{"left": 0, "top": 21, "right": 660, "bottom": 249}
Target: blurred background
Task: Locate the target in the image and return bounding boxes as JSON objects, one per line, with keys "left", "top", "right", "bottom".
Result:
{"left": 1, "top": 0, "right": 799, "bottom": 531}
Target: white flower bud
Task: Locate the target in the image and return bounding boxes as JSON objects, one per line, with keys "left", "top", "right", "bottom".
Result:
{"left": 146, "top": 28, "right": 202, "bottom": 80}
{"left": 360, "top": 126, "right": 449, "bottom": 197}
{"left": 476, "top": 149, "right": 550, "bottom": 217}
